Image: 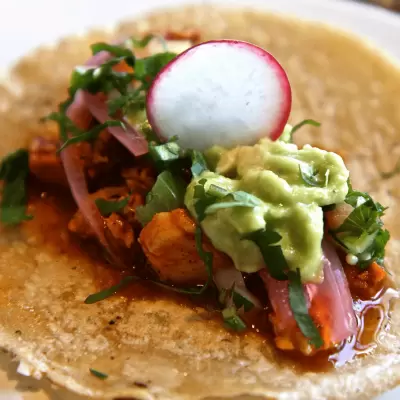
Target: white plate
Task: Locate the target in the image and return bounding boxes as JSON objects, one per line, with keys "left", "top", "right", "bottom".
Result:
{"left": 0, "top": 0, "right": 399, "bottom": 399}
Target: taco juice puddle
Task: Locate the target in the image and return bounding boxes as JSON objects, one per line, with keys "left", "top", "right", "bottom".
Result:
{"left": 0, "top": 24, "right": 398, "bottom": 380}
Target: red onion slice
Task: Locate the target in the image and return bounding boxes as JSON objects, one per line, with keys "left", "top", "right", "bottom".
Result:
{"left": 82, "top": 91, "right": 148, "bottom": 156}
{"left": 61, "top": 91, "right": 107, "bottom": 247}
{"left": 214, "top": 266, "right": 261, "bottom": 309}
{"left": 260, "top": 239, "right": 356, "bottom": 348}
{"left": 60, "top": 49, "right": 148, "bottom": 267}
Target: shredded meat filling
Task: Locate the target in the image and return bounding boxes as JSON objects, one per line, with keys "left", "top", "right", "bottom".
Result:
{"left": 139, "top": 208, "right": 231, "bottom": 284}
{"left": 29, "top": 137, "right": 67, "bottom": 185}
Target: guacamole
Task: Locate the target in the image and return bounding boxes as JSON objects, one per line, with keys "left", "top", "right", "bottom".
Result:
{"left": 185, "top": 138, "right": 349, "bottom": 283}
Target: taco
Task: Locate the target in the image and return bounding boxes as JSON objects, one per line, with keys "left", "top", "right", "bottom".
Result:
{"left": 0, "top": 5, "right": 399, "bottom": 400}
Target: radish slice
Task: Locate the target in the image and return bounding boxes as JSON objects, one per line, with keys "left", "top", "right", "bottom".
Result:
{"left": 82, "top": 92, "right": 148, "bottom": 156}
{"left": 147, "top": 40, "right": 292, "bottom": 150}
{"left": 260, "top": 240, "right": 356, "bottom": 350}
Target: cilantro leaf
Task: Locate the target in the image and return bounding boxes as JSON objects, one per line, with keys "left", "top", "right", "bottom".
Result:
{"left": 222, "top": 306, "right": 247, "bottom": 332}
{"left": 89, "top": 368, "right": 108, "bottom": 380}
{"left": 205, "top": 191, "right": 263, "bottom": 215}
{"left": 69, "top": 64, "right": 134, "bottom": 98}
{"left": 0, "top": 149, "right": 32, "bottom": 225}
{"left": 95, "top": 195, "right": 130, "bottom": 216}
{"left": 57, "top": 120, "right": 125, "bottom": 153}
{"left": 84, "top": 276, "right": 138, "bottom": 304}
{"left": 244, "top": 229, "right": 288, "bottom": 281}
{"left": 299, "top": 164, "right": 326, "bottom": 187}
{"left": 190, "top": 150, "right": 209, "bottom": 178}
{"left": 288, "top": 270, "right": 324, "bottom": 348}
{"left": 232, "top": 291, "right": 254, "bottom": 312}
{"left": 194, "top": 225, "right": 214, "bottom": 292}
{"left": 192, "top": 180, "right": 263, "bottom": 220}
{"left": 107, "top": 88, "right": 146, "bottom": 116}
{"left": 90, "top": 42, "right": 135, "bottom": 66}
{"left": 148, "top": 141, "right": 183, "bottom": 168}
{"left": 129, "top": 34, "right": 159, "bottom": 49}
{"left": 136, "top": 170, "right": 186, "bottom": 226}
{"left": 291, "top": 119, "right": 321, "bottom": 137}
{"left": 331, "top": 182, "right": 389, "bottom": 267}
{"left": 134, "top": 52, "right": 177, "bottom": 89}
{"left": 193, "top": 179, "right": 217, "bottom": 222}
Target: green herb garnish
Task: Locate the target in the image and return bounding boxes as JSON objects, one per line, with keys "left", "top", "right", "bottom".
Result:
{"left": 136, "top": 170, "right": 186, "bottom": 226}
{"left": 95, "top": 195, "right": 130, "bottom": 216}
{"left": 222, "top": 306, "right": 247, "bottom": 332}
{"left": 244, "top": 229, "right": 288, "bottom": 281}
{"left": 84, "top": 276, "right": 137, "bottom": 304}
{"left": 134, "top": 52, "right": 177, "bottom": 89}
{"left": 193, "top": 225, "right": 214, "bottom": 293}
{"left": 288, "top": 269, "right": 324, "bottom": 348}
{"left": 46, "top": 37, "right": 176, "bottom": 149}
{"left": 0, "top": 149, "right": 32, "bottom": 225}
{"left": 192, "top": 180, "right": 263, "bottom": 220}
{"left": 190, "top": 150, "right": 208, "bottom": 177}
{"left": 291, "top": 119, "right": 321, "bottom": 136}
{"left": 91, "top": 42, "right": 135, "bottom": 63}
{"left": 89, "top": 368, "right": 108, "bottom": 380}
{"left": 245, "top": 229, "right": 323, "bottom": 347}
{"left": 205, "top": 190, "right": 263, "bottom": 215}
{"left": 232, "top": 291, "right": 254, "bottom": 312}
{"left": 331, "top": 182, "right": 390, "bottom": 267}
{"left": 299, "top": 164, "right": 327, "bottom": 188}
{"left": 55, "top": 120, "right": 125, "bottom": 152}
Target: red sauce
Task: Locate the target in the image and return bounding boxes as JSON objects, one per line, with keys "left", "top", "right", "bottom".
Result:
{"left": 23, "top": 179, "right": 399, "bottom": 371}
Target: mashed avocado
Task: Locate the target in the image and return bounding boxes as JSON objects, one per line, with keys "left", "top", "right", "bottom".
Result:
{"left": 185, "top": 138, "right": 349, "bottom": 283}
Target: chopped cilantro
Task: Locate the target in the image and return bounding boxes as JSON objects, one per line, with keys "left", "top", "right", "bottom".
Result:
{"left": 129, "top": 34, "right": 164, "bottom": 49}
{"left": 90, "top": 42, "right": 135, "bottom": 65}
{"left": 0, "top": 149, "right": 32, "bottom": 225}
{"left": 299, "top": 164, "right": 327, "bottom": 188}
{"left": 331, "top": 182, "right": 390, "bottom": 268}
{"left": 291, "top": 119, "right": 321, "bottom": 138}
{"left": 89, "top": 368, "right": 108, "bottom": 380}
{"left": 46, "top": 37, "right": 176, "bottom": 149}
{"left": 84, "top": 276, "right": 138, "bottom": 304}
{"left": 232, "top": 291, "right": 254, "bottom": 312}
{"left": 222, "top": 306, "right": 247, "bottom": 331}
{"left": 245, "top": 229, "right": 323, "bottom": 346}
{"left": 192, "top": 180, "right": 263, "bottom": 220}
{"left": 280, "top": 119, "right": 321, "bottom": 143}
{"left": 244, "top": 229, "right": 288, "bottom": 281}
{"left": 56, "top": 120, "right": 125, "bottom": 152}
{"left": 134, "top": 52, "right": 177, "bottom": 89}
{"left": 193, "top": 225, "right": 214, "bottom": 293}
{"left": 204, "top": 190, "right": 263, "bottom": 215}
{"left": 190, "top": 150, "right": 208, "bottom": 178}
{"left": 136, "top": 170, "right": 186, "bottom": 226}
{"left": 95, "top": 195, "right": 130, "bottom": 216}
{"left": 288, "top": 270, "right": 324, "bottom": 348}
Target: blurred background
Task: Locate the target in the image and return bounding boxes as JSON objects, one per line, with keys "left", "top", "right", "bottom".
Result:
{"left": 0, "top": 0, "right": 398, "bottom": 69}
{"left": 366, "top": 0, "right": 400, "bottom": 10}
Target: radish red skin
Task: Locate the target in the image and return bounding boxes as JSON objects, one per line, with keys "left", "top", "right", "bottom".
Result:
{"left": 146, "top": 40, "right": 292, "bottom": 147}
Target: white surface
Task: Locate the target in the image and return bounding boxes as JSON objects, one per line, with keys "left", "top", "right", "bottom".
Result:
{"left": 0, "top": 0, "right": 399, "bottom": 398}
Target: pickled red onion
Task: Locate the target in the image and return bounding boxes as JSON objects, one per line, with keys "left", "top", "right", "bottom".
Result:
{"left": 260, "top": 240, "right": 356, "bottom": 347}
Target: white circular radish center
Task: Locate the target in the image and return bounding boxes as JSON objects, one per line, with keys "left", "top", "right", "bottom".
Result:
{"left": 148, "top": 41, "right": 289, "bottom": 150}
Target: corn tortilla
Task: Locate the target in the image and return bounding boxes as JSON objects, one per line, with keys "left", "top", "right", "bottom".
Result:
{"left": 0, "top": 6, "right": 399, "bottom": 399}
